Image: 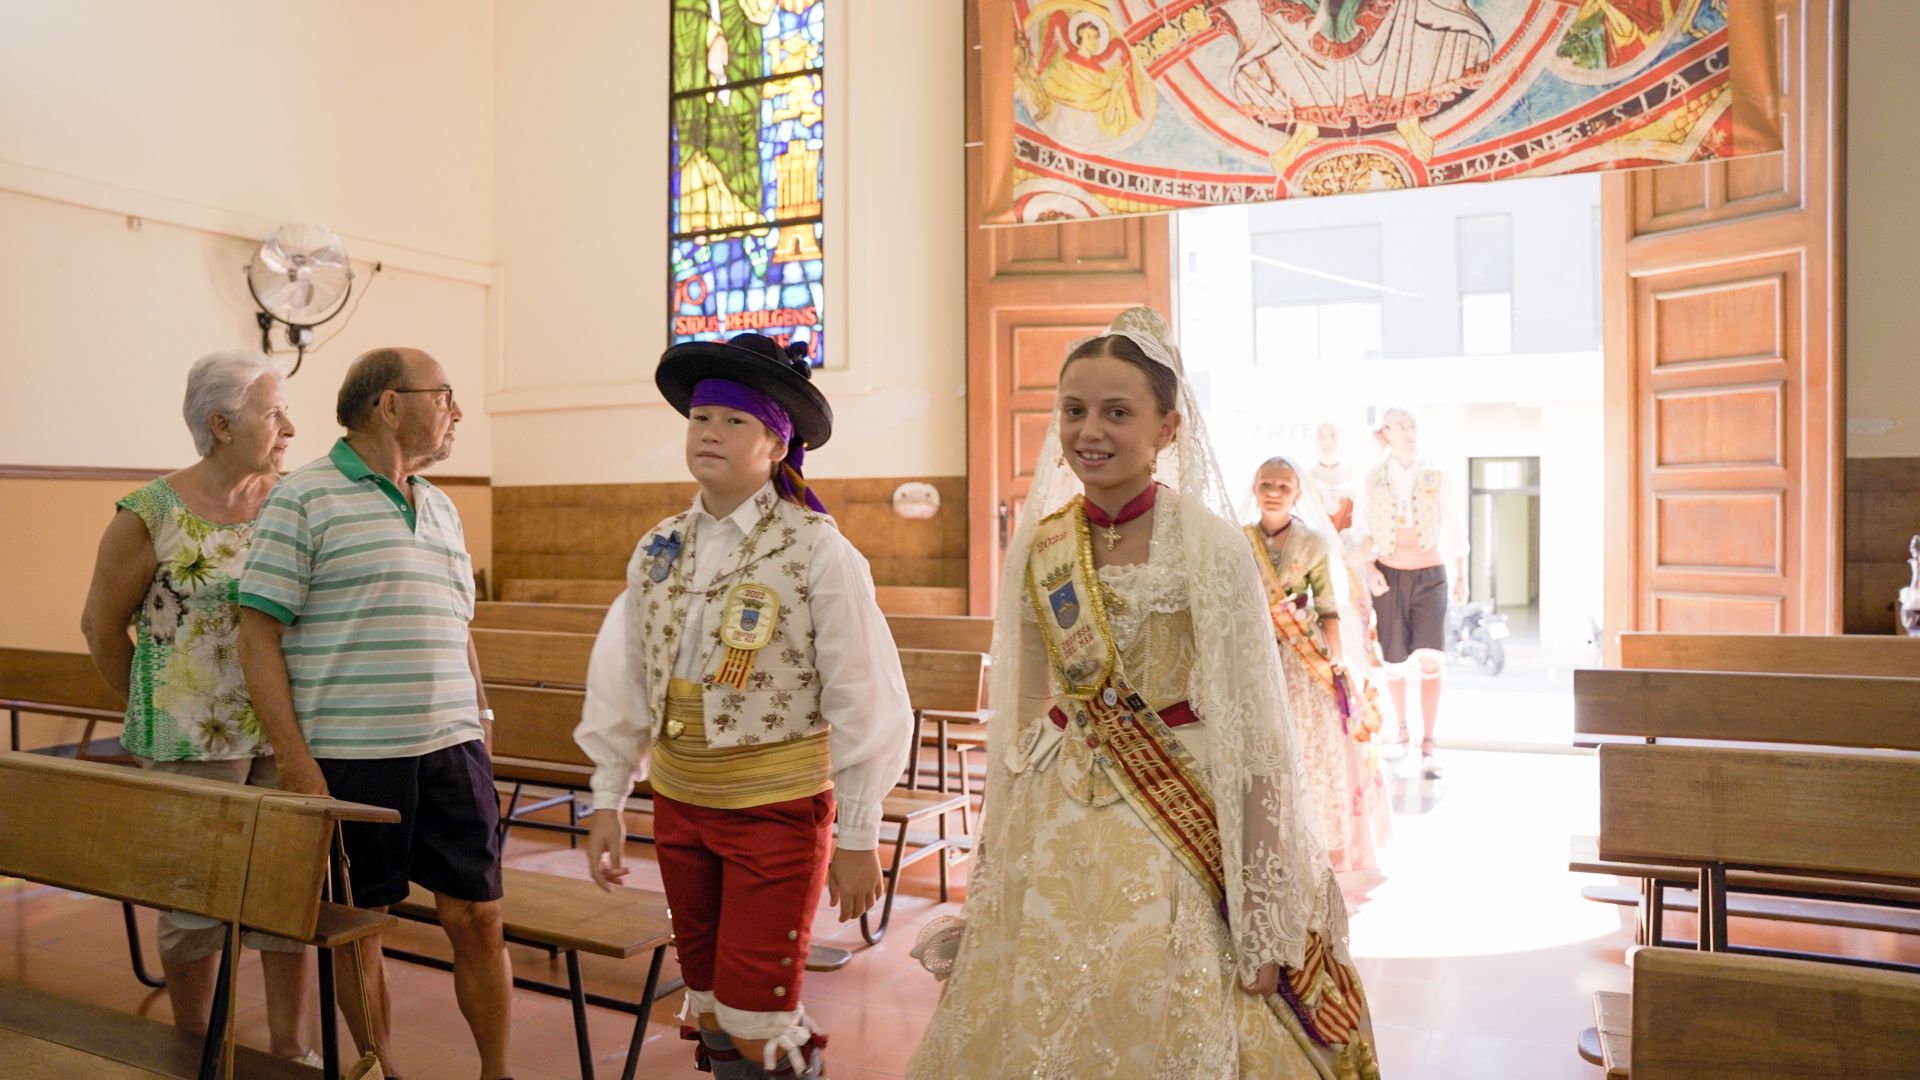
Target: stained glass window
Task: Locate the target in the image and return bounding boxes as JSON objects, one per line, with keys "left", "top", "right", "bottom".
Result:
{"left": 670, "top": 0, "right": 826, "bottom": 365}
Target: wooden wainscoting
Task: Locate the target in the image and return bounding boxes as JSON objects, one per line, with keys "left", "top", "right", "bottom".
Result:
{"left": 493, "top": 477, "right": 967, "bottom": 609}
{"left": 1845, "top": 457, "right": 1920, "bottom": 634}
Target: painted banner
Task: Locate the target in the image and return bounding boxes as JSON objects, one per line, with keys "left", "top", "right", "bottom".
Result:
{"left": 980, "top": 0, "right": 1782, "bottom": 223}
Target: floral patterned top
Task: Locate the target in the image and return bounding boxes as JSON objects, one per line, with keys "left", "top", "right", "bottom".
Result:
{"left": 116, "top": 478, "right": 266, "bottom": 761}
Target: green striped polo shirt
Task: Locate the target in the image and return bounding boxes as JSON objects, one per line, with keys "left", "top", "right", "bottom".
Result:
{"left": 238, "top": 438, "right": 480, "bottom": 759}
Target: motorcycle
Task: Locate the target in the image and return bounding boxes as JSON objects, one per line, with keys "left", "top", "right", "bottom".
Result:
{"left": 1446, "top": 600, "right": 1509, "bottom": 676}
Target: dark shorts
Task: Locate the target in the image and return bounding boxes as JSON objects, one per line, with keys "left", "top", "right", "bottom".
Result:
{"left": 1374, "top": 564, "right": 1448, "bottom": 664}
{"left": 318, "top": 739, "right": 503, "bottom": 909}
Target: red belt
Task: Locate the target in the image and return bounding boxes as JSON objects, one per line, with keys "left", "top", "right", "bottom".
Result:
{"left": 1049, "top": 699, "right": 1198, "bottom": 729}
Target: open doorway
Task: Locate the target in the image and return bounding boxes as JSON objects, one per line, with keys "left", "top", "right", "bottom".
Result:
{"left": 1175, "top": 175, "right": 1603, "bottom": 748}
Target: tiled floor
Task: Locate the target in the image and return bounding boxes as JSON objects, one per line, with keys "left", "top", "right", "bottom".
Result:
{"left": 5, "top": 748, "right": 1917, "bottom": 1078}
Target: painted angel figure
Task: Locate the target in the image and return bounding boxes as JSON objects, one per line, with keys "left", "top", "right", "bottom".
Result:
{"left": 1021, "top": 10, "right": 1149, "bottom": 139}
{"left": 1207, "top": 0, "right": 1495, "bottom": 167}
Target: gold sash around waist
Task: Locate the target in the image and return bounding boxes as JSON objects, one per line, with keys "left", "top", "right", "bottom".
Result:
{"left": 650, "top": 678, "right": 833, "bottom": 810}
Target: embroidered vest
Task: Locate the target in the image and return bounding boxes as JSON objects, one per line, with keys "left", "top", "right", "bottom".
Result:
{"left": 625, "top": 489, "right": 829, "bottom": 749}
{"left": 1364, "top": 460, "right": 1443, "bottom": 555}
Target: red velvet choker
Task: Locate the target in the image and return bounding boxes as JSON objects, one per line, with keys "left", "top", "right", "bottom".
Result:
{"left": 1083, "top": 482, "right": 1159, "bottom": 550}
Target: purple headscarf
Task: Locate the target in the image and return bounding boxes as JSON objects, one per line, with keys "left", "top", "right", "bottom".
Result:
{"left": 690, "top": 378, "right": 827, "bottom": 513}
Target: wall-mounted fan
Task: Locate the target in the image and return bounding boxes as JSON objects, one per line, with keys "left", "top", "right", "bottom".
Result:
{"left": 246, "top": 224, "right": 353, "bottom": 376}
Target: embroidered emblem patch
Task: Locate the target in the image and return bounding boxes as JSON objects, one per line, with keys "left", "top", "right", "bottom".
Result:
{"left": 1048, "top": 581, "right": 1080, "bottom": 629}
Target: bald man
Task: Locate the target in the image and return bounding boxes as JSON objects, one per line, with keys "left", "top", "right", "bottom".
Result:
{"left": 238, "top": 348, "right": 512, "bottom": 1079}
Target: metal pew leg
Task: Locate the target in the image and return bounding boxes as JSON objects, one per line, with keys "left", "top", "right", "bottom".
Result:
{"left": 195, "top": 930, "right": 236, "bottom": 1080}
{"left": 121, "top": 902, "right": 167, "bottom": 989}
{"left": 860, "top": 820, "right": 912, "bottom": 946}
{"left": 621, "top": 945, "right": 668, "bottom": 1080}
{"left": 566, "top": 948, "right": 595, "bottom": 1080}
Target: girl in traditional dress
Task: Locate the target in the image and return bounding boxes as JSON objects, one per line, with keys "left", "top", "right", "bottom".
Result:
{"left": 907, "top": 309, "right": 1379, "bottom": 1079}
{"left": 1247, "top": 456, "right": 1392, "bottom": 874}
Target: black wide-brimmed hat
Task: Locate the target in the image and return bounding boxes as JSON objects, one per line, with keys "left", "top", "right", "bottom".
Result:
{"left": 656, "top": 333, "right": 832, "bottom": 450}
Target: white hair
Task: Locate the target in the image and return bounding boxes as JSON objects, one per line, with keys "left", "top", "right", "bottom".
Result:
{"left": 182, "top": 351, "right": 282, "bottom": 457}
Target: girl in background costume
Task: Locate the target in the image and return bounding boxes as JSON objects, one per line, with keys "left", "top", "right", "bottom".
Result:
{"left": 907, "top": 309, "right": 1379, "bottom": 1079}
{"left": 574, "top": 333, "right": 914, "bottom": 1079}
{"left": 1248, "top": 456, "right": 1391, "bottom": 874}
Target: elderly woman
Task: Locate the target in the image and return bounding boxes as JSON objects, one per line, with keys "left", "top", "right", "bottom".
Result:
{"left": 80, "top": 350, "right": 312, "bottom": 1062}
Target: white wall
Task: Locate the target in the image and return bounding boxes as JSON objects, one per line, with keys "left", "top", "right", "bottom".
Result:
{"left": 0, "top": 1, "right": 494, "bottom": 263}
{"left": 486, "top": 0, "right": 966, "bottom": 486}
{"left": 0, "top": 0, "right": 496, "bottom": 474}
{"left": 1847, "top": 0, "right": 1920, "bottom": 458}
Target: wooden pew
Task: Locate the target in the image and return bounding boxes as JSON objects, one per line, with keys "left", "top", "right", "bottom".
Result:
{"left": 1619, "top": 631, "right": 1920, "bottom": 678}
{"left": 0, "top": 750, "right": 396, "bottom": 1079}
{"left": 473, "top": 600, "right": 609, "bottom": 634}
{"left": 1581, "top": 743, "right": 1920, "bottom": 1077}
{"left": 0, "top": 646, "right": 124, "bottom": 756}
{"left": 387, "top": 869, "right": 675, "bottom": 1080}
{"left": 873, "top": 585, "right": 966, "bottom": 616}
{"left": 1572, "top": 667, "right": 1920, "bottom": 949}
{"left": 1625, "top": 947, "right": 1920, "bottom": 1079}
{"left": 498, "top": 578, "right": 624, "bottom": 605}
{"left": 1575, "top": 667, "right": 1920, "bottom": 750}
{"left": 471, "top": 627, "right": 593, "bottom": 688}
{"left": 884, "top": 614, "right": 994, "bottom": 654}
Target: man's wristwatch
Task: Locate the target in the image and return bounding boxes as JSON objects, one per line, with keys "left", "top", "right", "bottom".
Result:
{"left": 479, "top": 708, "right": 495, "bottom": 722}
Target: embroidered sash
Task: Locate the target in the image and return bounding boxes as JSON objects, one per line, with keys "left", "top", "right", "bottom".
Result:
{"left": 1026, "top": 498, "right": 1225, "bottom": 908}
{"left": 1027, "top": 499, "right": 1371, "bottom": 1055}
{"left": 1246, "top": 527, "right": 1384, "bottom": 744}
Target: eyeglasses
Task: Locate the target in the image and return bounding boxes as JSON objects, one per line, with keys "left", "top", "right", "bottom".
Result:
{"left": 392, "top": 386, "right": 456, "bottom": 410}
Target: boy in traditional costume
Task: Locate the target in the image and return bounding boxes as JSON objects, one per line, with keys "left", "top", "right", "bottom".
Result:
{"left": 1356, "top": 406, "right": 1466, "bottom": 778}
{"left": 574, "top": 333, "right": 914, "bottom": 1079}
{"left": 907, "top": 309, "right": 1379, "bottom": 1079}
{"left": 1247, "top": 455, "right": 1392, "bottom": 874}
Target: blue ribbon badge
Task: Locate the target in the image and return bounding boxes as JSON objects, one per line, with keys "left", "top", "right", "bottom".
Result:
{"left": 644, "top": 530, "right": 682, "bottom": 582}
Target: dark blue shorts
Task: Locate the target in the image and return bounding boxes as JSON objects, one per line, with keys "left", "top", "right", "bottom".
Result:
{"left": 319, "top": 739, "right": 503, "bottom": 908}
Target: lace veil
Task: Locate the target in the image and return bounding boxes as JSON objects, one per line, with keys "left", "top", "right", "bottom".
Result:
{"left": 972, "top": 306, "right": 1349, "bottom": 982}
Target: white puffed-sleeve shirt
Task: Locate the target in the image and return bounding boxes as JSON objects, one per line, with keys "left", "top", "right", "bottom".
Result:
{"left": 573, "top": 485, "right": 914, "bottom": 850}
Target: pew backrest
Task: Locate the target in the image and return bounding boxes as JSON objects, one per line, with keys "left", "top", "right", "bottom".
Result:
{"left": 1574, "top": 668, "right": 1920, "bottom": 750}
{"left": 899, "top": 648, "right": 990, "bottom": 715}
{"left": 1619, "top": 632, "right": 1920, "bottom": 678}
{"left": 498, "top": 578, "right": 625, "bottom": 605}
{"left": 489, "top": 683, "right": 593, "bottom": 768}
{"left": 1630, "top": 946, "right": 1920, "bottom": 1079}
{"left": 473, "top": 601, "right": 609, "bottom": 634}
{"left": 0, "top": 750, "right": 396, "bottom": 939}
{"left": 885, "top": 615, "right": 994, "bottom": 655}
{"left": 0, "top": 647, "right": 121, "bottom": 715}
{"left": 472, "top": 628, "right": 595, "bottom": 688}
{"left": 1596, "top": 743, "right": 1920, "bottom": 887}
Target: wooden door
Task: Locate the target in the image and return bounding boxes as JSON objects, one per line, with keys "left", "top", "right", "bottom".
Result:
{"left": 1602, "top": 0, "right": 1844, "bottom": 644}
{"left": 963, "top": 0, "right": 1171, "bottom": 614}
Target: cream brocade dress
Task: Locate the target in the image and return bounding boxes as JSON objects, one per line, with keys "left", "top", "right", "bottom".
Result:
{"left": 907, "top": 503, "right": 1326, "bottom": 1079}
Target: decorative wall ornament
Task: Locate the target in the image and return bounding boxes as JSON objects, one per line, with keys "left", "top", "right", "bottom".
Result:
{"left": 892, "top": 481, "right": 941, "bottom": 520}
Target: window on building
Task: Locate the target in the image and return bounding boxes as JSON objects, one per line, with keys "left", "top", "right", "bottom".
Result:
{"left": 1458, "top": 213, "right": 1513, "bottom": 356}
{"left": 1257, "top": 301, "right": 1385, "bottom": 365}
{"left": 669, "top": 0, "right": 826, "bottom": 363}
{"left": 1251, "top": 225, "right": 1386, "bottom": 364}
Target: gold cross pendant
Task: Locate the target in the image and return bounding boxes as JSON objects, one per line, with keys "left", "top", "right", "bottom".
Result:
{"left": 1104, "top": 523, "right": 1122, "bottom": 551}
